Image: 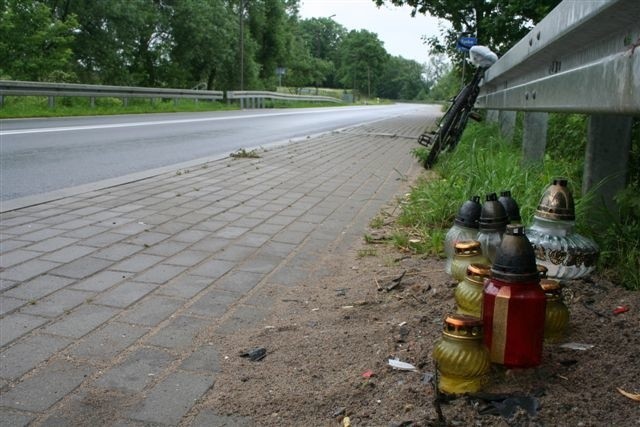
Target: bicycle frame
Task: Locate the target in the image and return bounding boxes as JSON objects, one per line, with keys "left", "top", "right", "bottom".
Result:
{"left": 418, "top": 65, "right": 488, "bottom": 168}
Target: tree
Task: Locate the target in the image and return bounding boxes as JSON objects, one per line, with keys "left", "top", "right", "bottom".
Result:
{"left": 0, "top": 0, "right": 78, "bottom": 81}
{"left": 377, "top": 56, "right": 427, "bottom": 100}
{"left": 299, "top": 17, "right": 346, "bottom": 61}
{"left": 336, "top": 30, "right": 389, "bottom": 97}
{"left": 373, "top": 0, "right": 561, "bottom": 56}
{"left": 283, "top": 23, "right": 333, "bottom": 91}
{"left": 167, "top": 0, "right": 237, "bottom": 90}
{"left": 245, "top": 0, "right": 294, "bottom": 87}
{"left": 298, "top": 17, "right": 346, "bottom": 88}
{"left": 46, "top": 0, "right": 172, "bottom": 86}
{"left": 422, "top": 53, "right": 449, "bottom": 88}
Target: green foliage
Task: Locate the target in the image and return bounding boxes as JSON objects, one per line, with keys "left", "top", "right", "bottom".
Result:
{"left": 425, "top": 68, "right": 461, "bottom": 101}
{"left": 400, "top": 117, "right": 640, "bottom": 290}
{"left": 283, "top": 22, "right": 334, "bottom": 90}
{"left": 599, "top": 183, "right": 640, "bottom": 289}
{"left": 374, "top": 0, "right": 561, "bottom": 56}
{"left": 0, "top": 0, "right": 420, "bottom": 97}
{"left": 545, "top": 114, "right": 588, "bottom": 161}
{"left": 0, "top": 96, "right": 233, "bottom": 118}
{"left": 336, "top": 30, "right": 389, "bottom": 97}
{"left": 400, "top": 123, "right": 575, "bottom": 249}
{"left": 0, "top": 0, "right": 78, "bottom": 81}
{"left": 230, "top": 148, "right": 261, "bottom": 159}
{"left": 0, "top": 94, "right": 348, "bottom": 118}
{"left": 376, "top": 56, "right": 428, "bottom": 100}
{"left": 400, "top": 121, "right": 580, "bottom": 250}
{"left": 167, "top": 0, "right": 237, "bottom": 90}
{"left": 248, "top": 0, "right": 291, "bottom": 85}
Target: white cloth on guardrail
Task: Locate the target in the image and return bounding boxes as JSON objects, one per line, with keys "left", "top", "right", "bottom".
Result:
{"left": 469, "top": 45, "right": 498, "bottom": 68}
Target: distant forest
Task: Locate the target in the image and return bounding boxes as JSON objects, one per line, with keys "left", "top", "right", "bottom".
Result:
{"left": 0, "top": 0, "right": 559, "bottom": 99}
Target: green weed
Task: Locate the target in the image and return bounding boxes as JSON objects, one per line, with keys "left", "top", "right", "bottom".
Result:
{"left": 403, "top": 117, "right": 639, "bottom": 290}
{"left": 369, "top": 215, "right": 385, "bottom": 229}
{"left": 0, "top": 96, "right": 233, "bottom": 118}
{"left": 230, "top": 148, "right": 261, "bottom": 159}
{"left": 357, "top": 248, "right": 378, "bottom": 258}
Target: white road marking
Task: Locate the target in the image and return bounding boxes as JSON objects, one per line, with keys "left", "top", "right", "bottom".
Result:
{"left": 0, "top": 107, "right": 378, "bottom": 136}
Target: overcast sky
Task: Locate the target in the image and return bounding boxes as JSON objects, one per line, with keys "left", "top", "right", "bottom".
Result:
{"left": 298, "top": 0, "right": 443, "bottom": 65}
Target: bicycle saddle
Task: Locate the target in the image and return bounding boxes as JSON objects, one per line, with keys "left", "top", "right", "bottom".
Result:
{"left": 469, "top": 45, "right": 498, "bottom": 68}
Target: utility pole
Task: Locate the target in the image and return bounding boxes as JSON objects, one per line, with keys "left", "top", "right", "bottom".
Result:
{"left": 239, "top": 0, "right": 245, "bottom": 91}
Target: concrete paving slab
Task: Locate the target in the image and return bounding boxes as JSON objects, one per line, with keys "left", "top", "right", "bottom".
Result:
{"left": 185, "top": 289, "right": 239, "bottom": 319}
{"left": 92, "top": 281, "right": 158, "bottom": 308}
{"left": 144, "top": 315, "right": 210, "bottom": 350}
{"left": 19, "top": 289, "right": 92, "bottom": 318}
{"left": 0, "top": 109, "right": 434, "bottom": 425}
{"left": 127, "top": 370, "right": 214, "bottom": 425}
{"left": 0, "top": 409, "right": 35, "bottom": 427}
{"left": 48, "top": 256, "right": 112, "bottom": 279}
{"left": 0, "top": 360, "right": 93, "bottom": 412}
{"left": 71, "top": 270, "right": 133, "bottom": 292}
{"left": 0, "top": 259, "right": 61, "bottom": 282}
{"left": 156, "top": 274, "right": 214, "bottom": 299}
{"left": 0, "top": 313, "right": 49, "bottom": 346}
{"left": 0, "top": 334, "right": 73, "bottom": 381}
{"left": 67, "top": 322, "right": 149, "bottom": 362}
{"left": 43, "top": 304, "right": 119, "bottom": 339}
{"left": 95, "top": 347, "right": 175, "bottom": 392}
{"left": 117, "top": 295, "right": 184, "bottom": 327}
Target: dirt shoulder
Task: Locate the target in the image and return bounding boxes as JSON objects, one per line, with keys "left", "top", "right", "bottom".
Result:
{"left": 196, "top": 194, "right": 640, "bottom": 427}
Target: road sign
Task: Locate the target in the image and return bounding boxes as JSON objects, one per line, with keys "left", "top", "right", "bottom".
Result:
{"left": 457, "top": 36, "right": 478, "bottom": 52}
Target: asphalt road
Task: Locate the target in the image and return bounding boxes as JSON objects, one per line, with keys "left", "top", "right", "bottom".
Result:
{"left": 0, "top": 104, "right": 432, "bottom": 203}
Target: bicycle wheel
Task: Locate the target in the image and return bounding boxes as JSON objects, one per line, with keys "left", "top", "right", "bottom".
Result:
{"left": 423, "top": 84, "right": 473, "bottom": 168}
{"left": 441, "top": 84, "right": 481, "bottom": 153}
{"left": 441, "top": 104, "right": 473, "bottom": 152}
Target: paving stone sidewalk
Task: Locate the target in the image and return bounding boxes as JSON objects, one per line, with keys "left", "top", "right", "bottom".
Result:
{"left": 0, "top": 109, "right": 435, "bottom": 426}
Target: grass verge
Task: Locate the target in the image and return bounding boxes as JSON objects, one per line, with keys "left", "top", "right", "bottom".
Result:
{"left": 0, "top": 95, "right": 345, "bottom": 119}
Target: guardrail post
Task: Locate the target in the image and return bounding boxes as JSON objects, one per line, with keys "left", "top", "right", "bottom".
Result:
{"left": 522, "top": 112, "right": 549, "bottom": 164}
{"left": 582, "top": 114, "right": 633, "bottom": 218}
{"left": 122, "top": 97, "right": 129, "bottom": 107}
{"left": 240, "top": 98, "right": 244, "bottom": 109}
{"left": 499, "top": 111, "right": 517, "bottom": 142}
{"left": 0, "top": 94, "right": 4, "bottom": 108}
{"left": 486, "top": 110, "right": 499, "bottom": 123}
{"left": 48, "top": 96, "right": 55, "bottom": 108}
{"left": 90, "top": 96, "right": 95, "bottom": 108}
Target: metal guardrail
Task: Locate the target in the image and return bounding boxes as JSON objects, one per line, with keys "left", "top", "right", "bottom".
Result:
{"left": 0, "top": 81, "right": 343, "bottom": 108}
{"left": 474, "top": 0, "right": 639, "bottom": 216}
{"left": 476, "top": 0, "right": 640, "bottom": 115}
{"left": 0, "top": 80, "right": 224, "bottom": 101}
{"left": 227, "top": 90, "right": 341, "bottom": 104}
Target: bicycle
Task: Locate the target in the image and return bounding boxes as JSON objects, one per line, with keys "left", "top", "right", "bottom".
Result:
{"left": 417, "top": 45, "right": 498, "bottom": 168}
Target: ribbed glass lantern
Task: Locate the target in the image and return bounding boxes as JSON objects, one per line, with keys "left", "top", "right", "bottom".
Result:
{"left": 451, "top": 240, "right": 490, "bottom": 282}
{"left": 455, "top": 263, "right": 491, "bottom": 318}
{"left": 433, "top": 315, "right": 491, "bottom": 394}
{"left": 541, "top": 279, "right": 570, "bottom": 343}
